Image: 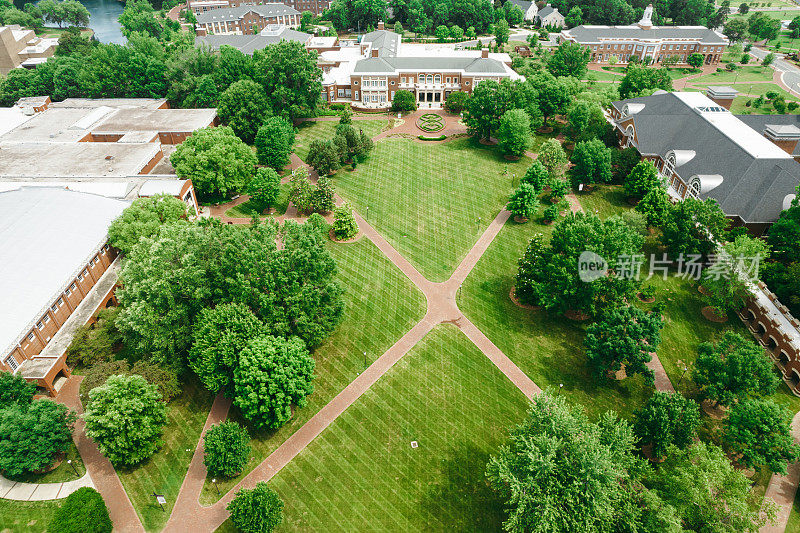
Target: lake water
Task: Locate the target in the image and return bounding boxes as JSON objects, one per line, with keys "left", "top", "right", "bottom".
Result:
{"left": 81, "top": 0, "right": 126, "bottom": 44}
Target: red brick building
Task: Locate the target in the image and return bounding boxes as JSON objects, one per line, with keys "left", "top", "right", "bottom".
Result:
{"left": 194, "top": 3, "right": 300, "bottom": 35}
{"left": 188, "top": 0, "right": 329, "bottom": 16}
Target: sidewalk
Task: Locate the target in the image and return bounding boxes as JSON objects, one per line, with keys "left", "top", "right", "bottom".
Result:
{"left": 0, "top": 472, "right": 94, "bottom": 501}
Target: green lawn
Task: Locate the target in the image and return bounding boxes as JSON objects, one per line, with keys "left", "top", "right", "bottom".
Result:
{"left": 294, "top": 119, "right": 388, "bottom": 162}
{"left": 335, "top": 137, "right": 531, "bottom": 282}
{"left": 788, "top": 489, "right": 800, "bottom": 533}
{"left": 730, "top": 9, "right": 800, "bottom": 21}
{"left": 584, "top": 69, "right": 625, "bottom": 82}
{"left": 691, "top": 65, "right": 775, "bottom": 84}
{"left": 117, "top": 379, "right": 214, "bottom": 532}
{"left": 0, "top": 499, "right": 59, "bottom": 532}
{"left": 224, "top": 183, "right": 291, "bottom": 218}
{"left": 267, "top": 325, "right": 530, "bottom": 531}
{"left": 574, "top": 184, "right": 629, "bottom": 219}
{"left": 5, "top": 442, "right": 86, "bottom": 484}
{"left": 200, "top": 237, "right": 427, "bottom": 503}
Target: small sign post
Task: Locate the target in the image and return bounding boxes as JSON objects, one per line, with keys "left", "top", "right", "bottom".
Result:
{"left": 153, "top": 493, "right": 166, "bottom": 512}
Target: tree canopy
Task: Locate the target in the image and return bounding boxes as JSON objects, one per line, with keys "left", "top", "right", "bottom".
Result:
{"left": 204, "top": 421, "right": 251, "bottom": 478}
{"left": 619, "top": 65, "right": 673, "bottom": 99}
{"left": 254, "top": 116, "right": 296, "bottom": 170}
{"left": 585, "top": 304, "right": 663, "bottom": 384}
{"left": 693, "top": 331, "right": 779, "bottom": 407}
{"left": 227, "top": 482, "right": 284, "bottom": 533}
{"left": 571, "top": 138, "right": 612, "bottom": 185}
{"left": 170, "top": 126, "right": 256, "bottom": 200}
{"left": 487, "top": 393, "right": 653, "bottom": 532}
{"left": 634, "top": 392, "right": 700, "bottom": 458}
{"left": 82, "top": 374, "right": 167, "bottom": 466}
{"left": 723, "top": 398, "right": 800, "bottom": 474}
{"left": 108, "top": 194, "right": 187, "bottom": 254}
{"left": 515, "top": 213, "right": 644, "bottom": 317}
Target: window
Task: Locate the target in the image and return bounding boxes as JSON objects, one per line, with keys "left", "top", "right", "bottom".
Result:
{"left": 71, "top": 283, "right": 77, "bottom": 290}
{"left": 401, "top": 76, "right": 406, "bottom": 84}
{"left": 57, "top": 298, "right": 64, "bottom": 307}
{"left": 42, "top": 315, "right": 50, "bottom": 324}
{"left": 27, "top": 333, "right": 34, "bottom": 342}
{"left": 89, "top": 258, "right": 95, "bottom": 266}
{"left": 390, "top": 80, "right": 395, "bottom": 85}
{"left": 36, "top": 321, "right": 43, "bottom": 330}
{"left": 434, "top": 74, "right": 441, "bottom": 84}
{"left": 5, "top": 356, "right": 17, "bottom": 372}
{"left": 465, "top": 81, "right": 470, "bottom": 85}
{"left": 426, "top": 74, "right": 433, "bottom": 84}
{"left": 354, "top": 90, "right": 359, "bottom": 99}
{"left": 51, "top": 304, "right": 57, "bottom": 312}
{"left": 354, "top": 80, "right": 359, "bottom": 85}
{"left": 65, "top": 288, "right": 71, "bottom": 296}
{"left": 83, "top": 270, "right": 88, "bottom": 277}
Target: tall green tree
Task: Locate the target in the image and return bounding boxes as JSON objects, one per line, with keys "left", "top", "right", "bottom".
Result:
{"left": 660, "top": 198, "right": 729, "bottom": 258}
{"left": 0, "top": 400, "right": 76, "bottom": 477}
{"left": 636, "top": 186, "right": 671, "bottom": 228}
{"left": 634, "top": 392, "right": 700, "bottom": 459}
{"left": 108, "top": 194, "right": 187, "bottom": 254}
{"left": 514, "top": 213, "right": 644, "bottom": 316}
{"left": 648, "top": 443, "right": 775, "bottom": 532}
{"left": 537, "top": 138, "right": 568, "bottom": 178}
{"left": 204, "top": 421, "right": 251, "bottom": 478}
{"left": 251, "top": 40, "right": 322, "bottom": 120}
{"left": 227, "top": 482, "right": 283, "bottom": 533}
{"left": 189, "top": 302, "right": 266, "bottom": 394}
{"left": 82, "top": 375, "right": 167, "bottom": 466}
{"left": 217, "top": 80, "right": 270, "bottom": 144}
{"left": 723, "top": 398, "right": 800, "bottom": 474}
{"left": 171, "top": 126, "right": 256, "bottom": 200}
{"left": 0, "top": 372, "right": 35, "bottom": 408}
{"left": 748, "top": 12, "right": 781, "bottom": 41}
{"left": 693, "top": 331, "right": 779, "bottom": 407}
{"left": 254, "top": 116, "right": 295, "bottom": 169}
{"left": 49, "top": 488, "right": 112, "bottom": 533}
{"left": 547, "top": 42, "right": 591, "bottom": 78}
{"left": 233, "top": 335, "right": 315, "bottom": 430}
{"left": 571, "top": 138, "right": 612, "bottom": 184}
{"left": 487, "top": 393, "right": 652, "bottom": 532}
{"left": 585, "top": 304, "right": 663, "bottom": 384}
{"left": 507, "top": 183, "right": 540, "bottom": 220}
{"left": 624, "top": 160, "right": 661, "bottom": 200}
{"left": 497, "top": 108, "right": 532, "bottom": 157}
{"left": 494, "top": 18, "right": 510, "bottom": 46}
{"left": 619, "top": 65, "right": 673, "bottom": 99}
{"left": 246, "top": 167, "right": 282, "bottom": 210}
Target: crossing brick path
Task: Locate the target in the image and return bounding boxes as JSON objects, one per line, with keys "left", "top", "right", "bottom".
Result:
{"left": 761, "top": 411, "right": 800, "bottom": 533}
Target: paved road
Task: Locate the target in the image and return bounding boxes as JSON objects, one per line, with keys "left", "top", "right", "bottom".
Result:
{"left": 750, "top": 46, "right": 800, "bottom": 96}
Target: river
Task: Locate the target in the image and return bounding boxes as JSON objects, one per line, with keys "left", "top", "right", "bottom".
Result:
{"left": 80, "top": 0, "right": 126, "bottom": 44}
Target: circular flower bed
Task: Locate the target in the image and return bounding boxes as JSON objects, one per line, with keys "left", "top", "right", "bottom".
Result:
{"left": 416, "top": 113, "right": 445, "bottom": 133}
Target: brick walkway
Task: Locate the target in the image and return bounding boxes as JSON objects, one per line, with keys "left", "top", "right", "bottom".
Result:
{"left": 56, "top": 376, "right": 144, "bottom": 532}
{"left": 761, "top": 411, "right": 800, "bottom": 533}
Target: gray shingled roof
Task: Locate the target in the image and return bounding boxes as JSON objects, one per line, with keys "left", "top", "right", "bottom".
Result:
{"left": 614, "top": 92, "right": 800, "bottom": 224}
{"left": 361, "top": 29, "right": 400, "bottom": 56}
{"left": 538, "top": 5, "right": 557, "bottom": 18}
{"left": 195, "top": 29, "right": 309, "bottom": 54}
{"left": 566, "top": 25, "right": 727, "bottom": 44}
{"left": 196, "top": 3, "right": 299, "bottom": 24}
{"left": 509, "top": 0, "right": 533, "bottom": 12}
{"left": 353, "top": 55, "right": 508, "bottom": 74}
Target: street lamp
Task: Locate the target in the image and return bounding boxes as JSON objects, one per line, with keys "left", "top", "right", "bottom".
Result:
{"left": 212, "top": 478, "right": 219, "bottom": 495}
{"left": 67, "top": 459, "right": 78, "bottom": 476}
{"left": 363, "top": 351, "right": 368, "bottom": 370}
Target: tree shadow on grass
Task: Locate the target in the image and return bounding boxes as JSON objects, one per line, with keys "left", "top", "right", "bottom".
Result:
{"left": 419, "top": 443, "right": 507, "bottom": 532}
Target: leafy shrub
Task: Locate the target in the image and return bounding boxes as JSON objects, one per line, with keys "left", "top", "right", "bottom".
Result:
{"left": 204, "top": 421, "right": 251, "bottom": 478}
{"left": 49, "top": 487, "right": 112, "bottom": 533}
{"left": 549, "top": 179, "right": 569, "bottom": 201}
{"left": 0, "top": 372, "right": 35, "bottom": 408}
{"left": 66, "top": 308, "right": 122, "bottom": 367}
{"left": 418, "top": 134, "right": 447, "bottom": 141}
{"left": 543, "top": 203, "right": 560, "bottom": 222}
{"left": 228, "top": 482, "right": 283, "bottom": 533}
{"left": 0, "top": 399, "right": 77, "bottom": 477}
{"left": 332, "top": 202, "right": 359, "bottom": 240}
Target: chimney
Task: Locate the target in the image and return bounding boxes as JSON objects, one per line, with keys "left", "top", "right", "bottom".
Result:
{"left": 704, "top": 85, "right": 738, "bottom": 110}
{"left": 481, "top": 48, "right": 489, "bottom": 58}
{"left": 371, "top": 48, "right": 379, "bottom": 57}
{"left": 377, "top": 21, "right": 384, "bottom": 30}
{"left": 764, "top": 124, "right": 800, "bottom": 155}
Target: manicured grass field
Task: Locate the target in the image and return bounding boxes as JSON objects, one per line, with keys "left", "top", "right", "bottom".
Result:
{"left": 117, "top": 379, "right": 214, "bottom": 532}
{"left": 584, "top": 70, "right": 624, "bottom": 82}
{"left": 0, "top": 499, "right": 59, "bottom": 532}
{"left": 224, "top": 183, "right": 291, "bottom": 218}
{"left": 730, "top": 9, "right": 800, "bottom": 21}
{"left": 574, "top": 184, "right": 629, "bottom": 219}
{"left": 200, "top": 237, "right": 426, "bottom": 503}
{"left": 335, "top": 137, "right": 531, "bottom": 282}
{"left": 6, "top": 442, "right": 86, "bottom": 484}
{"left": 268, "top": 325, "right": 530, "bottom": 531}
{"left": 691, "top": 65, "right": 775, "bottom": 84}
{"left": 787, "top": 491, "right": 800, "bottom": 533}
{"left": 293, "top": 119, "right": 388, "bottom": 162}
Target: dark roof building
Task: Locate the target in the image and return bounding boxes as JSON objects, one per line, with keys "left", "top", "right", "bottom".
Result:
{"left": 611, "top": 90, "right": 800, "bottom": 232}
{"left": 196, "top": 24, "right": 310, "bottom": 53}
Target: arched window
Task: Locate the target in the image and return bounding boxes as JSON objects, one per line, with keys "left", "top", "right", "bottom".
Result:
{"left": 427, "top": 74, "right": 433, "bottom": 84}
{"left": 689, "top": 178, "right": 702, "bottom": 198}
{"left": 434, "top": 74, "right": 441, "bottom": 84}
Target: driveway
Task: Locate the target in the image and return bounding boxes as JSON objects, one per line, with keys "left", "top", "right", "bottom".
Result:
{"left": 750, "top": 46, "right": 800, "bottom": 96}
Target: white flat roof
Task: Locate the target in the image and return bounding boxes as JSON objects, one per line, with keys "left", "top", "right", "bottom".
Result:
{"left": 0, "top": 106, "right": 33, "bottom": 138}
{"left": 0, "top": 187, "right": 129, "bottom": 357}
{"left": 139, "top": 179, "right": 186, "bottom": 197}
{"left": 0, "top": 180, "right": 133, "bottom": 198}
{"left": 674, "top": 92, "right": 793, "bottom": 160}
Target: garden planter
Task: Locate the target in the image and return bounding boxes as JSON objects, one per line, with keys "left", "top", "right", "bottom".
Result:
{"left": 637, "top": 292, "right": 656, "bottom": 303}
{"left": 513, "top": 215, "right": 529, "bottom": 223}
{"left": 329, "top": 228, "right": 362, "bottom": 243}
{"left": 509, "top": 287, "right": 540, "bottom": 310}
{"left": 701, "top": 306, "right": 728, "bottom": 323}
